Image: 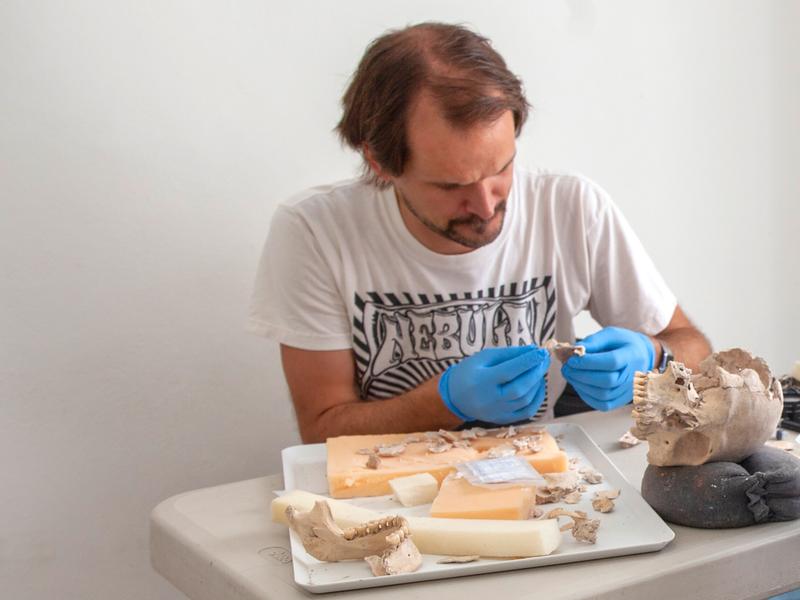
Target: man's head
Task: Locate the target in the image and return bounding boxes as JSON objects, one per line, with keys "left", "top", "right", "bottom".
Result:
{"left": 336, "top": 22, "right": 529, "bottom": 254}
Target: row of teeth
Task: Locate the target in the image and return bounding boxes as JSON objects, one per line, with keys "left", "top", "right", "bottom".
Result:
{"left": 633, "top": 371, "right": 649, "bottom": 404}
{"left": 342, "top": 516, "right": 408, "bottom": 541}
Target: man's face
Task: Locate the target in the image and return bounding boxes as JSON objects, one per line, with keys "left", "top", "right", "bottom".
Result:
{"left": 386, "top": 92, "right": 517, "bottom": 254}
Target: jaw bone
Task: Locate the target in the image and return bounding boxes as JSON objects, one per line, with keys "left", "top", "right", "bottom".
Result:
{"left": 631, "top": 349, "right": 784, "bottom": 466}
{"left": 285, "top": 500, "right": 422, "bottom": 573}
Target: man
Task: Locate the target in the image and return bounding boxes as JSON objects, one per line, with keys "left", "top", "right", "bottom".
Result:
{"left": 248, "top": 22, "right": 711, "bottom": 443}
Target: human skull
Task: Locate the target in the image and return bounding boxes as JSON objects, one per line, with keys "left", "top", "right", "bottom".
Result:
{"left": 631, "top": 348, "right": 783, "bottom": 466}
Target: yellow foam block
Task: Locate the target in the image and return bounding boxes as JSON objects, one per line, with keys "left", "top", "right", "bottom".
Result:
{"left": 326, "top": 428, "right": 567, "bottom": 498}
{"left": 430, "top": 476, "right": 534, "bottom": 520}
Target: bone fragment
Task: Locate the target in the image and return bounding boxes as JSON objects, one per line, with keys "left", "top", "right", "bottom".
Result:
{"left": 376, "top": 443, "right": 407, "bottom": 457}
{"left": 438, "top": 429, "right": 459, "bottom": 443}
{"left": 592, "top": 489, "right": 620, "bottom": 513}
{"left": 366, "top": 453, "right": 381, "bottom": 469}
{"left": 364, "top": 537, "right": 422, "bottom": 576}
{"left": 436, "top": 555, "right": 480, "bottom": 564}
{"left": 546, "top": 508, "right": 600, "bottom": 544}
{"left": 618, "top": 430, "right": 641, "bottom": 448}
{"left": 579, "top": 467, "right": 603, "bottom": 485}
{"left": 544, "top": 339, "right": 586, "bottom": 363}
{"left": 496, "top": 425, "right": 518, "bottom": 438}
{"left": 536, "top": 471, "right": 581, "bottom": 504}
{"left": 427, "top": 440, "right": 453, "bottom": 454}
{"left": 486, "top": 443, "right": 517, "bottom": 458}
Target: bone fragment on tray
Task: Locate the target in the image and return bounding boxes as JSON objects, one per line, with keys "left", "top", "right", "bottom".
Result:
{"left": 631, "top": 348, "right": 784, "bottom": 466}
{"left": 365, "top": 453, "right": 381, "bottom": 469}
{"left": 285, "top": 500, "right": 422, "bottom": 574}
{"left": 376, "top": 443, "right": 407, "bottom": 457}
{"left": 545, "top": 508, "right": 600, "bottom": 544}
{"left": 496, "top": 425, "right": 518, "bottom": 438}
{"left": 592, "top": 489, "right": 621, "bottom": 513}
{"left": 618, "top": 430, "right": 641, "bottom": 448}
{"left": 579, "top": 467, "right": 603, "bottom": 484}
{"left": 436, "top": 555, "right": 480, "bottom": 564}
{"left": 427, "top": 440, "right": 453, "bottom": 454}
{"left": 438, "top": 429, "right": 459, "bottom": 442}
{"left": 365, "top": 537, "right": 423, "bottom": 576}
{"left": 486, "top": 443, "right": 517, "bottom": 458}
{"left": 544, "top": 339, "right": 586, "bottom": 363}
{"left": 536, "top": 471, "right": 581, "bottom": 504}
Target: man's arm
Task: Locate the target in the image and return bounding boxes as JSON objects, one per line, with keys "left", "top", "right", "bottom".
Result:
{"left": 280, "top": 344, "right": 462, "bottom": 443}
{"left": 648, "top": 304, "right": 712, "bottom": 371}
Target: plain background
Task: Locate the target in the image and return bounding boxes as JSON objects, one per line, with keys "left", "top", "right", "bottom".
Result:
{"left": 1, "top": 1, "right": 798, "bottom": 598}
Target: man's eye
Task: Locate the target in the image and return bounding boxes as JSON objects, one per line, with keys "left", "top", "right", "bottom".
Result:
{"left": 438, "top": 183, "right": 460, "bottom": 191}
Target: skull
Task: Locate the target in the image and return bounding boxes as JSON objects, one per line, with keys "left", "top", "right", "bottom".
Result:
{"left": 631, "top": 348, "right": 783, "bottom": 466}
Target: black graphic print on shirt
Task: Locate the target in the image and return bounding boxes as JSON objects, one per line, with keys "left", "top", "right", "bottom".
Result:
{"left": 352, "top": 276, "right": 556, "bottom": 419}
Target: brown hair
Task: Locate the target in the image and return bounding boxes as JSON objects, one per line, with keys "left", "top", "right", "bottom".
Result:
{"left": 336, "top": 22, "right": 530, "bottom": 187}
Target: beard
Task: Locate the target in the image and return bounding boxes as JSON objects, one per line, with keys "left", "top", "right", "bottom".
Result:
{"left": 399, "top": 193, "right": 507, "bottom": 250}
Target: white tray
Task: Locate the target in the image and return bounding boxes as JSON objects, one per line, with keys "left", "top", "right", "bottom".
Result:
{"left": 280, "top": 423, "right": 674, "bottom": 593}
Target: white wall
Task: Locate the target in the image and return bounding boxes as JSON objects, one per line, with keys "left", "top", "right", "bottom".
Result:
{"left": 1, "top": 2, "right": 797, "bottom": 598}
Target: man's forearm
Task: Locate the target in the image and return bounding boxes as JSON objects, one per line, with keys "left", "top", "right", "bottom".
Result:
{"left": 304, "top": 376, "right": 463, "bottom": 443}
{"left": 651, "top": 326, "right": 712, "bottom": 372}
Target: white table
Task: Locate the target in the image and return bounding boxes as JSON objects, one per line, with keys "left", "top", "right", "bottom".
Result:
{"left": 150, "top": 408, "right": 800, "bottom": 599}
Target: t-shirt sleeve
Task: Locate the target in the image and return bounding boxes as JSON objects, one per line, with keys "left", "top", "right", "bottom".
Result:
{"left": 247, "top": 205, "right": 352, "bottom": 350}
{"left": 583, "top": 183, "right": 677, "bottom": 335}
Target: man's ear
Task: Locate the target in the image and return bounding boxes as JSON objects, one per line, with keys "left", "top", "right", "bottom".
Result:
{"left": 362, "top": 144, "right": 393, "bottom": 184}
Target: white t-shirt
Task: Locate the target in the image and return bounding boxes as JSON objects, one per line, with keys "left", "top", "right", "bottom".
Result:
{"left": 248, "top": 167, "right": 677, "bottom": 421}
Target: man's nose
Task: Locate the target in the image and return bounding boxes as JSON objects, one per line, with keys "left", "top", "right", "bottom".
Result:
{"left": 465, "top": 180, "right": 496, "bottom": 220}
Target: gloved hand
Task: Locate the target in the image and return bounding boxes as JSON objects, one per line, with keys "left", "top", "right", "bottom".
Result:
{"left": 438, "top": 345, "right": 550, "bottom": 424}
{"left": 561, "top": 326, "right": 655, "bottom": 411}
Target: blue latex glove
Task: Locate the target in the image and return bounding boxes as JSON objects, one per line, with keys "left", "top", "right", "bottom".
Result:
{"left": 561, "top": 326, "right": 655, "bottom": 411}
{"left": 438, "top": 345, "right": 551, "bottom": 424}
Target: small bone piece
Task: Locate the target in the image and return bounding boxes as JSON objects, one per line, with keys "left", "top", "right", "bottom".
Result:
{"left": 286, "top": 501, "right": 417, "bottom": 562}
{"left": 486, "top": 443, "right": 517, "bottom": 458}
{"left": 592, "top": 489, "right": 620, "bottom": 513}
{"left": 544, "top": 339, "right": 587, "bottom": 363}
{"left": 543, "top": 471, "right": 580, "bottom": 491}
{"left": 436, "top": 555, "right": 480, "bottom": 564}
{"left": 453, "top": 439, "right": 472, "bottom": 449}
{"left": 472, "top": 427, "right": 488, "bottom": 437}
{"left": 618, "top": 430, "right": 641, "bottom": 448}
{"left": 536, "top": 471, "right": 581, "bottom": 504}
{"left": 496, "top": 425, "right": 518, "bottom": 438}
{"left": 460, "top": 429, "right": 477, "bottom": 440}
{"left": 427, "top": 440, "right": 453, "bottom": 454}
{"left": 425, "top": 431, "right": 443, "bottom": 442}
{"left": 364, "top": 537, "right": 422, "bottom": 576}
{"left": 518, "top": 424, "right": 545, "bottom": 436}
{"left": 376, "top": 443, "right": 407, "bottom": 457}
{"left": 564, "top": 491, "right": 582, "bottom": 504}
{"left": 438, "top": 429, "right": 459, "bottom": 443}
{"left": 513, "top": 436, "right": 533, "bottom": 452}
{"left": 631, "top": 349, "right": 784, "bottom": 466}
{"left": 579, "top": 467, "right": 603, "bottom": 485}
{"left": 546, "top": 508, "right": 600, "bottom": 544}
{"left": 403, "top": 434, "right": 424, "bottom": 444}
{"left": 366, "top": 453, "right": 381, "bottom": 469}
